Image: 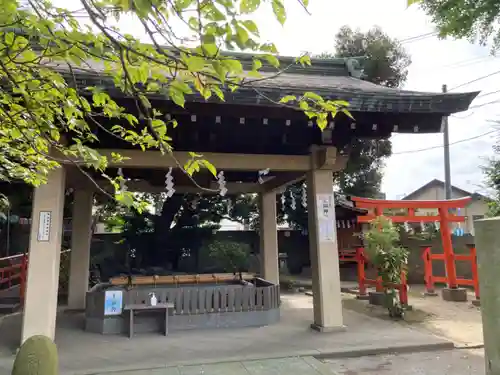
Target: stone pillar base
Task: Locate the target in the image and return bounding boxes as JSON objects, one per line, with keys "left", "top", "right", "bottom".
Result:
{"left": 424, "top": 290, "right": 439, "bottom": 297}
{"left": 368, "top": 291, "right": 385, "bottom": 306}
{"left": 471, "top": 299, "right": 481, "bottom": 307}
{"left": 442, "top": 287, "right": 468, "bottom": 302}
{"left": 310, "top": 323, "right": 347, "bottom": 333}
{"left": 356, "top": 294, "right": 370, "bottom": 301}
{"left": 64, "top": 308, "right": 85, "bottom": 314}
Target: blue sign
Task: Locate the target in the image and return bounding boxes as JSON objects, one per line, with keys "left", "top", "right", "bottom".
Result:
{"left": 104, "top": 290, "right": 123, "bottom": 316}
{"left": 453, "top": 227, "right": 465, "bottom": 237}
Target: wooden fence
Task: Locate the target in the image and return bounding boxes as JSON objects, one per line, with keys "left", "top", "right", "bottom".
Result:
{"left": 86, "top": 278, "right": 280, "bottom": 318}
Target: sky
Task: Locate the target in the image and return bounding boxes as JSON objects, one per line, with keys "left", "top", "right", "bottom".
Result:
{"left": 58, "top": 0, "right": 500, "bottom": 200}
{"left": 248, "top": 0, "right": 500, "bottom": 199}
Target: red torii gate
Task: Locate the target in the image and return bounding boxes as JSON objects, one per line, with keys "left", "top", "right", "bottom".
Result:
{"left": 351, "top": 196, "right": 472, "bottom": 291}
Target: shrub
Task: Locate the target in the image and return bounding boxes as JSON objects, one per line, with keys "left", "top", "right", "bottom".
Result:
{"left": 12, "top": 335, "right": 58, "bottom": 375}
{"left": 364, "top": 216, "right": 409, "bottom": 318}
{"left": 208, "top": 240, "right": 250, "bottom": 279}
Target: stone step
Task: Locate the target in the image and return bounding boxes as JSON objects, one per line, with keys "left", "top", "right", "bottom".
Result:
{"left": 0, "top": 296, "right": 20, "bottom": 304}
{"left": 0, "top": 303, "right": 19, "bottom": 314}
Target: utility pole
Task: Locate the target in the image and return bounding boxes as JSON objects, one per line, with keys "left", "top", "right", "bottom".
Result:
{"left": 443, "top": 84, "right": 452, "bottom": 200}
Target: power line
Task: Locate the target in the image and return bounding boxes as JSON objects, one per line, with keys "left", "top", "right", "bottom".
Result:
{"left": 448, "top": 70, "right": 500, "bottom": 91}
{"left": 451, "top": 98, "right": 500, "bottom": 118}
{"left": 476, "top": 89, "right": 500, "bottom": 99}
{"left": 410, "top": 55, "right": 496, "bottom": 73}
{"left": 399, "top": 32, "right": 438, "bottom": 44}
{"left": 391, "top": 129, "right": 497, "bottom": 155}
{"left": 469, "top": 99, "right": 500, "bottom": 110}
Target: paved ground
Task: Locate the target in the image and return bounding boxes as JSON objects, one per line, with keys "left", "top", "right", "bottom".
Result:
{"left": 407, "top": 285, "right": 483, "bottom": 346}
{"left": 81, "top": 349, "right": 486, "bottom": 375}
{"left": 324, "top": 348, "right": 485, "bottom": 375}
{"left": 284, "top": 277, "right": 484, "bottom": 347}
{"left": 89, "top": 357, "right": 337, "bottom": 375}
{"left": 0, "top": 294, "right": 452, "bottom": 375}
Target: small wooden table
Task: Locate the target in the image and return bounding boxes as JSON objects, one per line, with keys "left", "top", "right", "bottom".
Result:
{"left": 123, "top": 303, "right": 174, "bottom": 338}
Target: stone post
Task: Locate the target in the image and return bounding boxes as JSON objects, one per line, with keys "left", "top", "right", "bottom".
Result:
{"left": 475, "top": 217, "right": 500, "bottom": 375}
{"left": 67, "top": 189, "right": 94, "bottom": 310}
{"left": 307, "top": 169, "right": 344, "bottom": 332}
{"left": 22, "top": 167, "right": 66, "bottom": 342}
{"left": 259, "top": 192, "right": 279, "bottom": 284}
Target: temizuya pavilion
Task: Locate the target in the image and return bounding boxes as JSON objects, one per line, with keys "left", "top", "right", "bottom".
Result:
{"left": 22, "top": 53, "right": 478, "bottom": 342}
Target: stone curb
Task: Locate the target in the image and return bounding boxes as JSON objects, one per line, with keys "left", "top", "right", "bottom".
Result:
{"left": 314, "top": 341, "right": 456, "bottom": 360}
{"left": 64, "top": 341, "right": 456, "bottom": 375}
{"left": 455, "top": 343, "right": 484, "bottom": 350}
{"left": 305, "top": 287, "right": 356, "bottom": 297}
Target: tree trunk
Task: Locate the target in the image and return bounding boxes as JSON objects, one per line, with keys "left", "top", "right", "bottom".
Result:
{"left": 152, "top": 195, "right": 184, "bottom": 267}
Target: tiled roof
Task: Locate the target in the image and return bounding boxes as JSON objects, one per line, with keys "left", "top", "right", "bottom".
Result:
{"left": 50, "top": 52, "right": 479, "bottom": 115}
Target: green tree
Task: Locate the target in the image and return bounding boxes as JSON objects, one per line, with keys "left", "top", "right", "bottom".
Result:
{"left": 483, "top": 136, "right": 500, "bottom": 216}
{"left": 279, "top": 26, "right": 411, "bottom": 230}
{"left": 207, "top": 240, "right": 251, "bottom": 278}
{"left": 0, "top": 0, "right": 349, "bottom": 211}
{"left": 409, "top": 0, "right": 500, "bottom": 51}
{"left": 322, "top": 25, "right": 410, "bottom": 197}
{"left": 101, "top": 191, "right": 260, "bottom": 269}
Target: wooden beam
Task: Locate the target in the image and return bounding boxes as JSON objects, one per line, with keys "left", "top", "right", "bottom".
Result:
{"left": 126, "top": 180, "right": 260, "bottom": 194}
{"left": 66, "top": 149, "right": 311, "bottom": 172}
{"left": 261, "top": 173, "right": 305, "bottom": 193}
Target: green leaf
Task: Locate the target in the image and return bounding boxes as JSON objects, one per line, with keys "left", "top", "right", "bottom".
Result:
{"left": 271, "top": 0, "right": 286, "bottom": 25}
{"left": 175, "top": 0, "right": 194, "bottom": 10}
{"left": 5, "top": 32, "right": 15, "bottom": 46}
{"left": 303, "top": 92, "right": 323, "bottom": 101}
{"left": 407, "top": 0, "right": 420, "bottom": 6}
{"left": 170, "top": 80, "right": 193, "bottom": 94}
{"left": 152, "top": 119, "right": 167, "bottom": 136}
{"left": 202, "top": 43, "right": 218, "bottom": 57}
{"left": 263, "top": 54, "right": 280, "bottom": 68}
{"left": 240, "top": 0, "right": 261, "bottom": 13}
{"left": 297, "top": 54, "right": 311, "bottom": 67}
{"left": 204, "top": 4, "right": 226, "bottom": 21}
{"left": 299, "top": 101, "right": 309, "bottom": 110}
{"left": 341, "top": 108, "right": 355, "bottom": 120}
{"left": 201, "top": 159, "right": 217, "bottom": 177}
{"left": 185, "top": 56, "right": 205, "bottom": 71}
{"left": 316, "top": 116, "right": 327, "bottom": 130}
{"left": 252, "top": 58, "right": 262, "bottom": 71}
{"left": 169, "top": 87, "right": 186, "bottom": 107}
{"left": 221, "top": 59, "right": 243, "bottom": 73}
{"left": 242, "top": 20, "right": 259, "bottom": 36}
{"left": 235, "top": 25, "right": 249, "bottom": 45}
{"left": 212, "top": 61, "right": 227, "bottom": 81}
{"left": 212, "top": 86, "right": 225, "bottom": 101}
{"left": 116, "top": 192, "right": 135, "bottom": 207}
{"left": 279, "top": 95, "right": 296, "bottom": 104}
{"left": 335, "top": 100, "right": 350, "bottom": 107}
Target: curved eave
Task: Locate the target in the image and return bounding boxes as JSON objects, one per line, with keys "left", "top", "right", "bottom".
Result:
{"left": 236, "top": 86, "right": 479, "bottom": 115}
{"left": 59, "top": 67, "right": 479, "bottom": 115}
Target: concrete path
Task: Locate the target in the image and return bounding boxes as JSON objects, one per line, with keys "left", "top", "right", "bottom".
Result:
{"left": 71, "top": 349, "right": 487, "bottom": 375}
{"left": 0, "top": 294, "right": 454, "bottom": 375}
{"left": 90, "top": 357, "right": 336, "bottom": 375}
{"left": 324, "top": 348, "right": 485, "bottom": 375}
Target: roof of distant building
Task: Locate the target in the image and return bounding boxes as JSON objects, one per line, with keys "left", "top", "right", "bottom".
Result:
{"left": 402, "top": 179, "right": 488, "bottom": 201}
